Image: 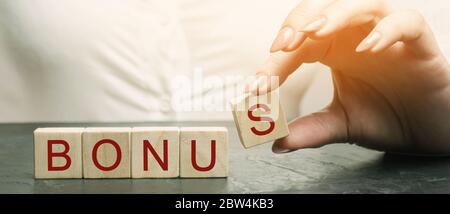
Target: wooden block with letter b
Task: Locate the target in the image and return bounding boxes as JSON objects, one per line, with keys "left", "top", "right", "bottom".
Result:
{"left": 131, "top": 127, "right": 180, "bottom": 178}
{"left": 82, "top": 128, "right": 131, "bottom": 178}
{"left": 179, "top": 127, "right": 228, "bottom": 178}
{"left": 231, "top": 90, "right": 289, "bottom": 148}
{"left": 34, "top": 128, "right": 84, "bottom": 179}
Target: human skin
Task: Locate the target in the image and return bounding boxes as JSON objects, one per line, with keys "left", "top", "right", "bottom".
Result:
{"left": 248, "top": 0, "right": 450, "bottom": 155}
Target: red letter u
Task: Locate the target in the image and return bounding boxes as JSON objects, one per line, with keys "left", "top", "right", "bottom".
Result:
{"left": 191, "top": 140, "right": 216, "bottom": 171}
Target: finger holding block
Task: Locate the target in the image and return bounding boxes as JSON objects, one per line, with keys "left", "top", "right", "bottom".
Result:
{"left": 180, "top": 127, "right": 228, "bottom": 178}
{"left": 34, "top": 128, "right": 84, "bottom": 179}
{"left": 131, "top": 127, "right": 179, "bottom": 178}
{"left": 82, "top": 128, "right": 131, "bottom": 178}
{"left": 231, "top": 90, "right": 289, "bottom": 148}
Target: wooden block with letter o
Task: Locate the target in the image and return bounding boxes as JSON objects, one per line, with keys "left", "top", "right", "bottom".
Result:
{"left": 179, "top": 127, "right": 228, "bottom": 178}
{"left": 131, "top": 127, "right": 180, "bottom": 178}
{"left": 82, "top": 127, "right": 131, "bottom": 178}
{"left": 34, "top": 128, "right": 84, "bottom": 179}
{"left": 231, "top": 90, "right": 289, "bottom": 148}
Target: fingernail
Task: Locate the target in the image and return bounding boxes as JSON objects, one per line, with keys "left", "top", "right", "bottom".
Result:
{"left": 272, "top": 142, "right": 294, "bottom": 154}
{"left": 356, "top": 31, "right": 381, "bottom": 52}
{"left": 249, "top": 76, "right": 267, "bottom": 95}
{"left": 273, "top": 148, "right": 293, "bottom": 154}
{"left": 257, "top": 81, "right": 269, "bottom": 95}
{"left": 270, "top": 26, "right": 295, "bottom": 52}
{"left": 284, "top": 32, "right": 306, "bottom": 51}
{"left": 301, "top": 17, "right": 327, "bottom": 32}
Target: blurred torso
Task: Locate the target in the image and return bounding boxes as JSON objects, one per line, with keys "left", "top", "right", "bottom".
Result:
{"left": 0, "top": 0, "right": 189, "bottom": 122}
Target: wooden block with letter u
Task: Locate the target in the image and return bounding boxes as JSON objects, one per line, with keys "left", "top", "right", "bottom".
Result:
{"left": 34, "top": 128, "right": 84, "bottom": 179}
{"left": 131, "top": 127, "right": 179, "bottom": 178}
{"left": 231, "top": 90, "right": 289, "bottom": 148}
{"left": 179, "top": 127, "right": 228, "bottom": 178}
{"left": 82, "top": 128, "right": 131, "bottom": 178}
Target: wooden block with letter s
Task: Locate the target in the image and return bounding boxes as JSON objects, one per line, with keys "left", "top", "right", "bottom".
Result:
{"left": 131, "top": 127, "right": 180, "bottom": 178}
{"left": 179, "top": 127, "right": 228, "bottom": 178}
{"left": 34, "top": 128, "right": 84, "bottom": 179}
{"left": 82, "top": 127, "right": 131, "bottom": 178}
{"left": 231, "top": 90, "right": 289, "bottom": 148}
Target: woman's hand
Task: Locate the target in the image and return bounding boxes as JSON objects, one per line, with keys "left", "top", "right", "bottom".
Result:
{"left": 250, "top": 0, "right": 450, "bottom": 155}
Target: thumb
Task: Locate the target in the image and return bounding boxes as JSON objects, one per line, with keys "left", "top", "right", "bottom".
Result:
{"left": 272, "top": 104, "right": 349, "bottom": 154}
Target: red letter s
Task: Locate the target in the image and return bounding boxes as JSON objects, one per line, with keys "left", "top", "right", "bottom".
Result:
{"left": 248, "top": 104, "right": 275, "bottom": 136}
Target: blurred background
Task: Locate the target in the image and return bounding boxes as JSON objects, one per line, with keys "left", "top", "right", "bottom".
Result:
{"left": 0, "top": 0, "right": 449, "bottom": 123}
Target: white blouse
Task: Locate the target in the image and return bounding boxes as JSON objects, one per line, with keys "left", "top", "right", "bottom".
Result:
{"left": 0, "top": 0, "right": 449, "bottom": 122}
{"left": 0, "top": 0, "right": 190, "bottom": 122}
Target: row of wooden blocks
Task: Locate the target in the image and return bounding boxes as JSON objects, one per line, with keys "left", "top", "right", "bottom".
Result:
{"left": 34, "top": 127, "right": 228, "bottom": 179}
{"left": 34, "top": 91, "right": 291, "bottom": 179}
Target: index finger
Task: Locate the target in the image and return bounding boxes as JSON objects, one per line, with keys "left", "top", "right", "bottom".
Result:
{"left": 247, "top": 0, "right": 336, "bottom": 95}
{"left": 248, "top": 36, "right": 331, "bottom": 95}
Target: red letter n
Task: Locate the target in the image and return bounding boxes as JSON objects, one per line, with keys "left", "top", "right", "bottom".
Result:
{"left": 143, "top": 140, "right": 168, "bottom": 171}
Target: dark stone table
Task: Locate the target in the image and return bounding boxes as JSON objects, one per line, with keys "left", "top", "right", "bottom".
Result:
{"left": 1, "top": 122, "right": 449, "bottom": 194}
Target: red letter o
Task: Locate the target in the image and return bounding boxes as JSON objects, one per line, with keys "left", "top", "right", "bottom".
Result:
{"left": 92, "top": 139, "right": 122, "bottom": 171}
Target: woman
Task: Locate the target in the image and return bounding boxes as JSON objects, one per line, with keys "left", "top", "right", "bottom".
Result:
{"left": 250, "top": 0, "right": 450, "bottom": 155}
{"left": 1, "top": 0, "right": 450, "bottom": 155}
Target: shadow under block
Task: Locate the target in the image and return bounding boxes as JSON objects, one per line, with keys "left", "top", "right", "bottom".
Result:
{"left": 82, "top": 128, "right": 131, "bottom": 178}
{"left": 179, "top": 127, "right": 228, "bottom": 178}
{"left": 34, "top": 128, "right": 84, "bottom": 179}
{"left": 231, "top": 91, "right": 289, "bottom": 148}
{"left": 131, "top": 127, "right": 179, "bottom": 178}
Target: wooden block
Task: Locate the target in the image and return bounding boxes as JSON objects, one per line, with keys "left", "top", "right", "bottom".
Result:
{"left": 82, "top": 128, "right": 131, "bottom": 178}
{"left": 179, "top": 127, "right": 228, "bottom": 178}
{"left": 34, "top": 128, "right": 84, "bottom": 179}
{"left": 231, "top": 90, "right": 289, "bottom": 148}
{"left": 131, "top": 127, "right": 179, "bottom": 178}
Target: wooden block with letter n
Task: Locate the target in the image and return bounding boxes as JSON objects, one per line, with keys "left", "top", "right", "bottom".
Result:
{"left": 231, "top": 90, "right": 289, "bottom": 148}
{"left": 82, "top": 128, "right": 131, "bottom": 178}
{"left": 34, "top": 128, "right": 84, "bottom": 179}
{"left": 179, "top": 127, "right": 228, "bottom": 178}
{"left": 131, "top": 127, "right": 179, "bottom": 178}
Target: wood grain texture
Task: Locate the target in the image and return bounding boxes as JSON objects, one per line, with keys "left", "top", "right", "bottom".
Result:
{"left": 231, "top": 91, "right": 289, "bottom": 148}
{"left": 34, "top": 128, "right": 84, "bottom": 179}
{"left": 180, "top": 127, "right": 228, "bottom": 178}
{"left": 82, "top": 128, "right": 131, "bottom": 178}
{"left": 131, "top": 127, "right": 179, "bottom": 178}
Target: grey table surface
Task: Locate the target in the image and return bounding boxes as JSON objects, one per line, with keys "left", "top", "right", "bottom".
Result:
{"left": 1, "top": 121, "right": 450, "bottom": 194}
